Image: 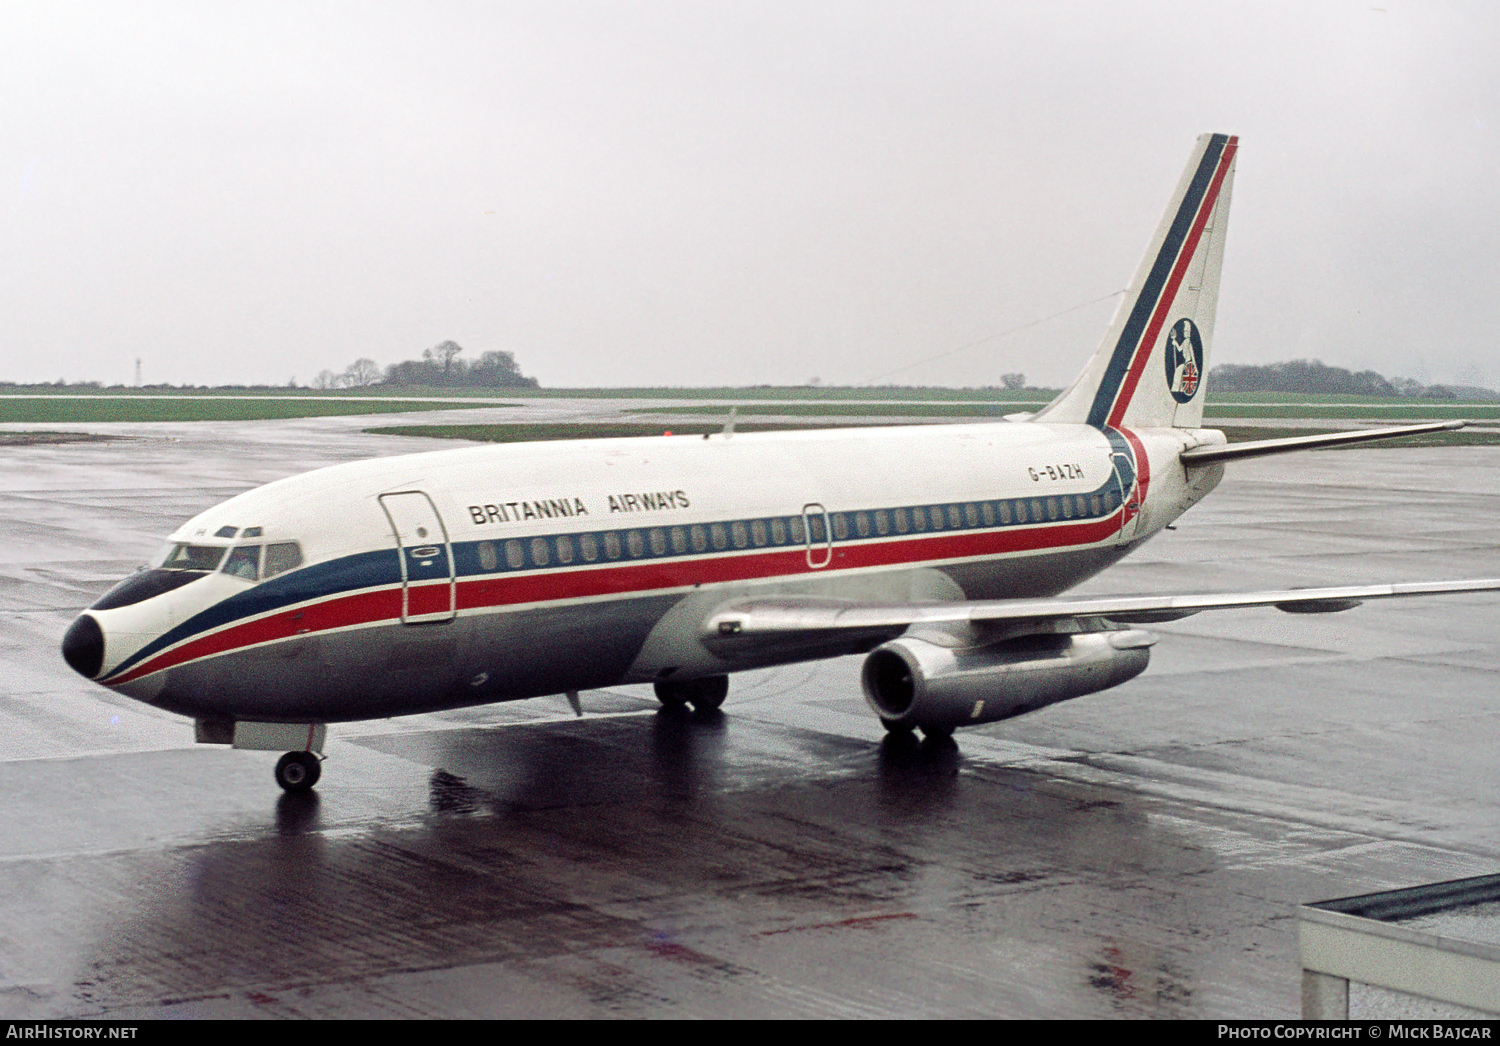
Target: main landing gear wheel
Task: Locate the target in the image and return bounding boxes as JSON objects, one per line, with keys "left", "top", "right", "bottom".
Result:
{"left": 654, "top": 675, "right": 729, "bottom": 713}
{"left": 275, "top": 751, "right": 321, "bottom": 793}
{"left": 918, "top": 723, "right": 954, "bottom": 747}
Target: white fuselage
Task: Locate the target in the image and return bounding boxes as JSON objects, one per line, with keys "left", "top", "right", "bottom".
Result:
{"left": 76, "top": 420, "right": 1223, "bottom": 723}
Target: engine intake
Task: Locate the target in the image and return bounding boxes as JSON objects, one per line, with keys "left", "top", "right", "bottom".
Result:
{"left": 861, "top": 629, "right": 1155, "bottom": 731}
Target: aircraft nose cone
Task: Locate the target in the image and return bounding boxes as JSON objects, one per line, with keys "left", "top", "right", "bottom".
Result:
{"left": 62, "top": 614, "right": 105, "bottom": 679}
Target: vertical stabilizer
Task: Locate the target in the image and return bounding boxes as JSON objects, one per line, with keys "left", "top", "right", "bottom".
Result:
{"left": 1035, "top": 133, "right": 1237, "bottom": 429}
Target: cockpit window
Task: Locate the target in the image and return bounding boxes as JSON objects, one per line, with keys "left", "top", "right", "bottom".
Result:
{"left": 216, "top": 541, "right": 302, "bottom": 584}
{"left": 159, "top": 543, "right": 227, "bottom": 572}
{"left": 92, "top": 543, "right": 226, "bottom": 611}
{"left": 222, "top": 545, "right": 261, "bottom": 581}
{"left": 90, "top": 537, "right": 304, "bottom": 611}
{"left": 263, "top": 542, "right": 303, "bottom": 579}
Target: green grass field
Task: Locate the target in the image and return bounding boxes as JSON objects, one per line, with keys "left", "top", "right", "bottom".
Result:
{"left": 629, "top": 400, "right": 1500, "bottom": 421}
{"left": 364, "top": 420, "right": 1500, "bottom": 448}
{"left": 3, "top": 383, "right": 1496, "bottom": 435}
{"left": 0, "top": 384, "right": 1052, "bottom": 402}
{"left": 0, "top": 397, "right": 496, "bottom": 423}
{"left": 364, "top": 421, "right": 826, "bottom": 443}
{"left": 1201, "top": 402, "right": 1500, "bottom": 420}
{"left": 625, "top": 402, "right": 1043, "bottom": 418}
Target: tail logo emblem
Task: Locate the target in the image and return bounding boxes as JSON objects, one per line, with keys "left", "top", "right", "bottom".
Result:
{"left": 1164, "top": 318, "right": 1204, "bottom": 403}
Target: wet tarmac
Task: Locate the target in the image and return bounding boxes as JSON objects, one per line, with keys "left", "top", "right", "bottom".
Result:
{"left": 4, "top": 406, "right": 1500, "bottom": 1018}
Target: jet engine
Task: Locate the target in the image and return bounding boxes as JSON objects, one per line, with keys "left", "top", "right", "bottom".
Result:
{"left": 860, "top": 629, "right": 1155, "bottom": 734}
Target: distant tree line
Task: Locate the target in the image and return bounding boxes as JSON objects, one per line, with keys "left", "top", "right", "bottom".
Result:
{"left": 315, "top": 341, "right": 539, "bottom": 390}
{"left": 1208, "top": 359, "right": 1465, "bottom": 399}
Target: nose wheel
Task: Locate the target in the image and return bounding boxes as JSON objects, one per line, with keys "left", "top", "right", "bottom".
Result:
{"left": 275, "top": 751, "right": 322, "bottom": 792}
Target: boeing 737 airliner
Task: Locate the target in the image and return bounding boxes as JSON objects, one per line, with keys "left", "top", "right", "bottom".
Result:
{"left": 61, "top": 134, "right": 1500, "bottom": 791}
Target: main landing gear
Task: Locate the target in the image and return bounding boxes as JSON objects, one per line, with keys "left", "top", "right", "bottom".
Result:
{"left": 654, "top": 674, "right": 729, "bottom": 713}
{"left": 880, "top": 718, "right": 957, "bottom": 751}
{"left": 275, "top": 750, "right": 322, "bottom": 792}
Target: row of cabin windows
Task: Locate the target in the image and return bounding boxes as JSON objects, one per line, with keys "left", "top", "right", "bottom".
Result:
{"left": 469, "top": 490, "right": 1121, "bottom": 573}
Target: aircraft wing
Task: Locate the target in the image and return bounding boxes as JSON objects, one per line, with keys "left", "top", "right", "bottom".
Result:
{"left": 703, "top": 578, "right": 1500, "bottom": 640}
{"left": 1180, "top": 420, "right": 1465, "bottom": 466}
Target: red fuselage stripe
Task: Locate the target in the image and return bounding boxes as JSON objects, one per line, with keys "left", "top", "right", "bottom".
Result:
{"left": 1117, "top": 426, "right": 1151, "bottom": 514}
{"left": 108, "top": 512, "right": 1124, "bottom": 685}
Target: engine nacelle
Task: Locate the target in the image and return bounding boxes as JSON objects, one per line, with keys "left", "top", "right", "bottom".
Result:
{"left": 861, "top": 629, "right": 1155, "bottom": 731}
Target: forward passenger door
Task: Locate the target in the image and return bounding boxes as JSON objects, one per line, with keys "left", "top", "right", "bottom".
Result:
{"left": 378, "top": 491, "right": 457, "bottom": 624}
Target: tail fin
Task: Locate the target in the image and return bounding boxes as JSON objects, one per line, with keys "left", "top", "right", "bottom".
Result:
{"left": 1035, "top": 133, "right": 1237, "bottom": 429}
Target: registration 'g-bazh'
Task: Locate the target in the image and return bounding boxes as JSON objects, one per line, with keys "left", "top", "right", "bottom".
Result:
{"left": 62, "top": 135, "right": 1498, "bottom": 791}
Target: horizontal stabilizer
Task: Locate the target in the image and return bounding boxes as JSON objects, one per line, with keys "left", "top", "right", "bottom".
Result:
{"left": 703, "top": 578, "right": 1500, "bottom": 639}
{"left": 1181, "top": 421, "right": 1466, "bottom": 466}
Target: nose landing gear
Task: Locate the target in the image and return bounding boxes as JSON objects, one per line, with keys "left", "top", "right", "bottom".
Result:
{"left": 198, "top": 720, "right": 328, "bottom": 793}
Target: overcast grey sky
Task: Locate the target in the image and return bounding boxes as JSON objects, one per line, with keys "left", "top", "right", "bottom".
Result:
{"left": 4, "top": 1, "right": 1497, "bottom": 389}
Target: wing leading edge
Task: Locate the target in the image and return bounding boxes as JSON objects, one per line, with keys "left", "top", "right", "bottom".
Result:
{"left": 704, "top": 578, "right": 1500, "bottom": 640}
{"left": 1181, "top": 420, "right": 1466, "bottom": 466}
